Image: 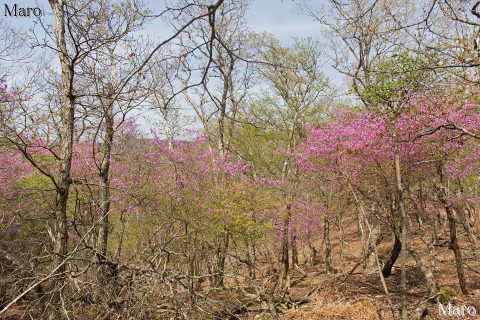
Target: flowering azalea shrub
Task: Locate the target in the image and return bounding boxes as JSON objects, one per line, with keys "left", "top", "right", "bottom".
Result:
{"left": 110, "top": 129, "right": 281, "bottom": 241}
{"left": 301, "top": 97, "right": 480, "bottom": 190}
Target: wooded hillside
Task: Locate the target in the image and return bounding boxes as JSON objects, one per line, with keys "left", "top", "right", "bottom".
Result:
{"left": 1, "top": 1, "right": 480, "bottom": 319}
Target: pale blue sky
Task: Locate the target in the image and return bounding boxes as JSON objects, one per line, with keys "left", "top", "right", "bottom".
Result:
{"left": 1, "top": 0, "right": 323, "bottom": 46}
{"left": 2, "top": 0, "right": 339, "bottom": 84}
{"left": 2, "top": 0, "right": 342, "bottom": 132}
{"left": 246, "top": 0, "right": 320, "bottom": 43}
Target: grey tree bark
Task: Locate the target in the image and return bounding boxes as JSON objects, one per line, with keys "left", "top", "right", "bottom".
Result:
{"left": 49, "top": 0, "right": 76, "bottom": 288}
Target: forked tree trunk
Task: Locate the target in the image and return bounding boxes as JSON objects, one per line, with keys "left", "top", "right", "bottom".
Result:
{"left": 47, "top": 3, "right": 77, "bottom": 318}
{"left": 49, "top": 0, "right": 75, "bottom": 289}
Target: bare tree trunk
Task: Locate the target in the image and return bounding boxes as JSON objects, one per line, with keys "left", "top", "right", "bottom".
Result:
{"left": 278, "top": 108, "right": 299, "bottom": 287}
{"left": 291, "top": 225, "right": 299, "bottom": 267}
{"left": 51, "top": 9, "right": 72, "bottom": 267}
{"left": 213, "top": 231, "right": 229, "bottom": 288}
{"left": 49, "top": 0, "right": 75, "bottom": 288}
{"left": 382, "top": 234, "right": 402, "bottom": 277}
{"left": 454, "top": 205, "right": 478, "bottom": 252}
{"left": 244, "top": 237, "right": 256, "bottom": 279}
{"left": 324, "top": 216, "right": 333, "bottom": 273}
{"left": 307, "top": 230, "right": 319, "bottom": 265}
{"left": 361, "top": 219, "right": 374, "bottom": 270}
{"left": 349, "top": 183, "right": 374, "bottom": 270}
{"left": 336, "top": 213, "right": 345, "bottom": 267}
{"left": 190, "top": 234, "right": 203, "bottom": 292}
{"left": 382, "top": 192, "right": 404, "bottom": 278}
{"left": 372, "top": 231, "right": 396, "bottom": 318}
{"left": 408, "top": 246, "right": 438, "bottom": 298}
{"left": 54, "top": 189, "right": 69, "bottom": 279}
{"left": 279, "top": 211, "right": 290, "bottom": 286}
{"left": 392, "top": 128, "right": 408, "bottom": 320}
{"left": 438, "top": 164, "right": 468, "bottom": 295}
{"left": 408, "top": 190, "right": 438, "bottom": 299}
{"left": 434, "top": 209, "right": 443, "bottom": 243}
{"left": 446, "top": 209, "right": 468, "bottom": 294}
{"left": 465, "top": 203, "right": 479, "bottom": 234}
{"left": 97, "top": 97, "right": 114, "bottom": 287}
{"left": 217, "top": 52, "right": 233, "bottom": 156}
{"left": 249, "top": 220, "right": 257, "bottom": 279}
